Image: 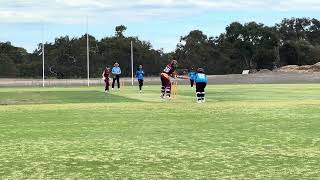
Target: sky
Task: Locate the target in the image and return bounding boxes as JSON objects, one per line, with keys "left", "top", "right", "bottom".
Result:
{"left": 1, "top": 0, "right": 320, "bottom": 53}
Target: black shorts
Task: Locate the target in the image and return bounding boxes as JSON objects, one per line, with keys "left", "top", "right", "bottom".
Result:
{"left": 138, "top": 79, "right": 144, "bottom": 86}
{"left": 190, "top": 80, "right": 195, "bottom": 87}
{"left": 196, "top": 82, "right": 206, "bottom": 92}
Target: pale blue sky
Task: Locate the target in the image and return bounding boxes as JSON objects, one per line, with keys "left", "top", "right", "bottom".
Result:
{"left": 1, "top": 0, "right": 320, "bottom": 52}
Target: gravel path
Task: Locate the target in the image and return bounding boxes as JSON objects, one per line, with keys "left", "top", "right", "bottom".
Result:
{"left": 1, "top": 72, "right": 320, "bottom": 87}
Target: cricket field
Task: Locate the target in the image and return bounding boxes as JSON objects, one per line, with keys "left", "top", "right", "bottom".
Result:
{"left": 0, "top": 84, "right": 320, "bottom": 179}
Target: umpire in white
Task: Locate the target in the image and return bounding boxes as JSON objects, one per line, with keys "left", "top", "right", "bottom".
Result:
{"left": 112, "top": 62, "right": 122, "bottom": 89}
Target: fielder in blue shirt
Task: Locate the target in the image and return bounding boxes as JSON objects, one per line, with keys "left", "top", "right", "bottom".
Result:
{"left": 112, "top": 62, "right": 121, "bottom": 89}
{"left": 135, "top": 64, "right": 144, "bottom": 93}
{"left": 188, "top": 68, "right": 196, "bottom": 87}
{"left": 195, "top": 68, "right": 208, "bottom": 103}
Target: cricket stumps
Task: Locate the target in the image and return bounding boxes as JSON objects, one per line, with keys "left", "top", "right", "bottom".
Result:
{"left": 171, "top": 81, "right": 178, "bottom": 99}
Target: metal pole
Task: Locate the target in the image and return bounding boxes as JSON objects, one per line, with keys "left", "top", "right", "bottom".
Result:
{"left": 42, "top": 23, "right": 45, "bottom": 87}
{"left": 131, "top": 41, "right": 134, "bottom": 86}
{"left": 86, "top": 17, "right": 90, "bottom": 87}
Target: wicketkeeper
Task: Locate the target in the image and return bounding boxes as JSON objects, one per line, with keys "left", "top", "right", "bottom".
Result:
{"left": 195, "top": 68, "right": 208, "bottom": 103}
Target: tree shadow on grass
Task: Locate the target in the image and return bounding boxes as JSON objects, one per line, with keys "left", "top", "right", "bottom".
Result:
{"left": 0, "top": 91, "right": 142, "bottom": 105}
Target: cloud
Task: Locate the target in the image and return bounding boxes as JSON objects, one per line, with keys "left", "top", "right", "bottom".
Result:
{"left": 0, "top": 0, "right": 319, "bottom": 24}
{"left": 276, "top": 0, "right": 320, "bottom": 11}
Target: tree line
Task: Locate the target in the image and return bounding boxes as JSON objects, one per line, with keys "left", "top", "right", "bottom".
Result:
{"left": 1, "top": 17, "right": 320, "bottom": 78}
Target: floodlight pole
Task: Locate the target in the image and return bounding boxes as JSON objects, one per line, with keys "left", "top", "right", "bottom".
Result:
{"left": 131, "top": 41, "right": 134, "bottom": 86}
{"left": 86, "top": 17, "right": 90, "bottom": 87}
{"left": 42, "top": 22, "right": 45, "bottom": 87}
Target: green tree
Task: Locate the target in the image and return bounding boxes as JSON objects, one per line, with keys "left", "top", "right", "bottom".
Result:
{"left": 0, "top": 54, "right": 18, "bottom": 77}
{"left": 223, "top": 22, "right": 279, "bottom": 69}
{"left": 115, "top": 25, "right": 127, "bottom": 38}
{"left": 175, "top": 30, "right": 214, "bottom": 72}
{"left": 277, "top": 18, "right": 320, "bottom": 66}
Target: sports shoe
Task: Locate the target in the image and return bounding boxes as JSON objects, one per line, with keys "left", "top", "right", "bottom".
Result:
{"left": 140, "top": 90, "right": 142, "bottom": 93}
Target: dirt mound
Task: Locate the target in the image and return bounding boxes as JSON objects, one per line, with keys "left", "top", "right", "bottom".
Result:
{"left": 276, "top": 63, "right": 320, "bottom": 73}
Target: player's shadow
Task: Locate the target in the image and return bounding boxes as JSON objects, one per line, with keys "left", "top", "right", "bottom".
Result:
{"left": 0, "top": 90, "right": 142, "bottom": 105}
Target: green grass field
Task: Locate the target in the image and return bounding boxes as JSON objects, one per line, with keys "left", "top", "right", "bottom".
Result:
{"left": 1, "top": 84, "right": 320, "bottom": 179}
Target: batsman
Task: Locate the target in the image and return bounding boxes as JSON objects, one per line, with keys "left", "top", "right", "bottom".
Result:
{"left": 160, "top": 57, "right": 178, "bottom": 99}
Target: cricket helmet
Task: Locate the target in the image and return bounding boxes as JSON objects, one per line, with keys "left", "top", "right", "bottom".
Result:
{"left": 197, "top": 68, "right": 205, "bottom": 73}
{"left": 171, "top": 60, "right": 178, "bottom": 65}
